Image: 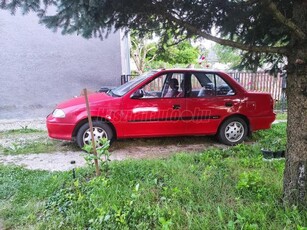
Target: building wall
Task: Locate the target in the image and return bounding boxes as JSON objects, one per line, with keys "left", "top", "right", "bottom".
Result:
{"left": 0, "top": 10, "right": 129, "bottom": 119}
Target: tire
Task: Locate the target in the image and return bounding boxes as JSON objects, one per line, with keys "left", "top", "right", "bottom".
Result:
{"left": 218, "top": 117, "right": 248, "bottom": 145}
{"left": 76, "top": 121, "right": 113, "bottom": 148}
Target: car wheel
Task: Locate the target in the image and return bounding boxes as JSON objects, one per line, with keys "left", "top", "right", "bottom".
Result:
{"left": 76, "top": 121, "right": 113, "bottom": 148}
{"left": 218, "top": 117, "right": 247, "bottom": 145}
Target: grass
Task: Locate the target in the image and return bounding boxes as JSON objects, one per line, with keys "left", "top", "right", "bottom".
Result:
{"left": 0, "top": 128, "right": 44, "bottom": 135}
{"left": 0, "top": 128, "right": 80, "bottom": 155}
{"left": 0, "top": 140, "right": 80, "bottom": 155}
{"left": 276, "top": 112, "right": 287, "bottom": 120}
{"left": 1, "top": 139, "right": 58, "bottom": 155}
{"left": 254, "top": 122, "right": 287, "bottom": 151}
{"left": 0, "top": 165, "right": 71, "bottom": 229}
{"left": 1, "top": 123, "right": 306, "bottom": 229}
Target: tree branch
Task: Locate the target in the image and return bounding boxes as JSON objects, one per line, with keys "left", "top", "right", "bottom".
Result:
{"left": 166, "top": 14, "right": 288, "bottom": 55}
{"left": 261, "top": 0, "right": 306, "bottom": 40}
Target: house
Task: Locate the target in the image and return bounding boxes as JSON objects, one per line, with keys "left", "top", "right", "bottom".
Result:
{"left": 0, "top": 10, "right": 130, "bottom": 119}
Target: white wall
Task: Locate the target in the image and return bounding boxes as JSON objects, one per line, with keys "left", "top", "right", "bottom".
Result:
{"left": 0, "top": 10, "right": 129, "bottom": 119}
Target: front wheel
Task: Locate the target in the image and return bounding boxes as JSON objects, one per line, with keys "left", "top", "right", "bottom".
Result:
{"left": 76, "top": 121, "right": 113, "bottom": 148}
{"left": 218, "top": 117, "right": 248, "bottom": 145}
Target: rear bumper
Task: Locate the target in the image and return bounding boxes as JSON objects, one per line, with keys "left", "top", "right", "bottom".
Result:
{"left": 46, "top": 115, "right": 75, "bottom": 141}
{"left": 249, "top": 114, "right": 276, "bottom": 131}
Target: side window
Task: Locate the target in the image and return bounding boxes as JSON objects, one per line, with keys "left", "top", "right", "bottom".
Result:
{"left": 190, "top": 74, "right": 203, "bottom": 97}
{"left": 197, "top": 74, "right": 235, "bottom": 97}
{"left": 142, "top": 74, "right": 167, "bottom": 98}
{"left": 163, "top": 73, "right": 184, "bottom": 98}
{"left": 215, "top": 75, "right": 235, "bottom": 96}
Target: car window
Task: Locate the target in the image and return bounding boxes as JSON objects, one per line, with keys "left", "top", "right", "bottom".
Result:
{"left": 215, "top": 74, "right": 235, "bottom": 96}
{"left": 190, "top": 74, "right": 203, "bottom": 97}
{"left": 111, "top": 71, "right": 156, "bottom": 96}
{"left": 141, "top": 74, "right": 167, "bottom": 98}
{"left": 191, "top": 73, "right": 235, "bottom": 97}
{"left": 163, "top": 73, "right": 184, "bottom": 98}
{"left": 140, "top": 72, "right": 185, "bottom": 98}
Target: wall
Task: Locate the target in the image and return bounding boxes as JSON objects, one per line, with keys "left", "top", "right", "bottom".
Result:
{"left": 0, "top": 10, "right": 129, "bottom": 119}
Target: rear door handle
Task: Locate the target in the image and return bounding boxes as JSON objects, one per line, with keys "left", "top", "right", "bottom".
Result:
{"left": 225, "top": 102, "right": 233, "bottom": 107}
{"left": 173, "top": 104, "right": 181, "bottom": 110}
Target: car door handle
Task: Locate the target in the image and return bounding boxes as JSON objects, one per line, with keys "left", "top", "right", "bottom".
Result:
{"left": 173, "top": 104, "right": 181, "bottom": 110}
{"left": 225, "top": 102, "right": 233, "bottom": 107}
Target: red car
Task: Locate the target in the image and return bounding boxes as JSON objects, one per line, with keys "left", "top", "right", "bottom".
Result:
{"left": 46, "top": 69, "right": 275, "bottom": 148}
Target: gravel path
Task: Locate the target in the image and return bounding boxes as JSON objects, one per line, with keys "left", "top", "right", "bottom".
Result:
{"left": 0, "top": 142, "right": 225, "bottom": 172}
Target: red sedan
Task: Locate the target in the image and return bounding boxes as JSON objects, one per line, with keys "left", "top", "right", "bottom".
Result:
{"left": 46, "top": 69, "right": 275, "bottom": 148}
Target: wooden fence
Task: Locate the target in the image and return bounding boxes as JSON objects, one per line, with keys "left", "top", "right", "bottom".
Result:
{"left": 227, "top": 72, "right": 285, "bottom": 101}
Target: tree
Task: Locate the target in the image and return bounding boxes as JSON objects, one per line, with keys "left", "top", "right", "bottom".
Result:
{"left": 1, "top": 0, "right": 306, "bottom": 206}
{"left": 130, "top": 35, "right": 156, "bottom": 74}
{"left": 152, "top": 40, "right": 199, "bottom": 65}
{"left": 131, "top": 36, "right": 198, "bottom": 73}
{"left": 213, "top": 44, "right": 242, "bottom": 69}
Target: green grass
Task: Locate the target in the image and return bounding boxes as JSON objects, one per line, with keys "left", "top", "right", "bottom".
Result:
{"left": 0, "top": 123, "right": 306, "bottom": 229}
{"left": 39, "top": 144, "right": 306, "bottom": 229}
{"left": 276, "top": 113, "right": 287, "bottom": 120}
{"left": 0, "top": 129, "right": 80, "bottom": 155}
{"left": 0, "top": 165, "right": 70, "bottom": 229}
{"left": 254, "top": 123, "right": 287, "bottom": 151}
{"left": 0, "top": 128, "right": 44, "bottom": 134}
{"left": 0, "top": 140, "right": 80, "bottom": 155}
{"left": 1, "top": 139, "right": 58, "bottom": 155}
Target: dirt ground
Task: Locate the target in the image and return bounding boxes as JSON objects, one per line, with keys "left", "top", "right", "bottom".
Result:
{"left": 0, "top": 118, "right": 226, "bottom": 171}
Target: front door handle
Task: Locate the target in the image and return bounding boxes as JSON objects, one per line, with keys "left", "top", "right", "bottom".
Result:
{"left": 225, "top": 102, "right": 233, "bottom": 107}
{"left": 173, "top": 104, "right": 181, "bottom": 110}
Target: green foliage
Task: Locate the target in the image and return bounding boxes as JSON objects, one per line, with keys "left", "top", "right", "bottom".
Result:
{"left": 213, "top": 44, "right": 242, "bottom": 68}
{"left": 256, "top": 123, "right": 287, "bottom": 152}
{"left": 130, "top": 33, "right": 199, "bottom": 72}
{"left": 38, "top": 142, "right": 307, "bottom": 229}
{"left": 236, "top": 172, "right": 268, "bottom": 199}
{"left": 276, "top": 113, "right": 287, "bottom": 120}
{"left": 0, "top": 165, "right": 70, "bottom": 229}
{"left": 153, "top": 41, "right": 199, "bottom": 65}
{"left": 1, "top": 139, "right": 57, "bottom": 155}
{"left": 82, "top": 138, "right": 111, "bottom": 172}
{"left": 0, "top": 0, "right": 296, "bottom": 71}
{"left": 0, "top": 129, "right": 79, "bottom": 155}
{"left": 0, "top": 127, "right": 43, "bottom": 134}
{"left": 146, "top": 60, "right": 173, "bottom": 70}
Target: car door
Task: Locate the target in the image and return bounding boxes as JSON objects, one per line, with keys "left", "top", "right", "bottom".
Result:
{"left": 185, "top": 72, "right": 242, "bottom": 135}
{"left": 122, "top": 72, "right": 187, "bottom": 137}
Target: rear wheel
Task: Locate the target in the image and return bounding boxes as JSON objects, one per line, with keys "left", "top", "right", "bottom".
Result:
{"left": 218, "top": 117, "right": 248, "bottom": 145}
{"left": 76, "top": 121, "right": 113, "bottom": 148}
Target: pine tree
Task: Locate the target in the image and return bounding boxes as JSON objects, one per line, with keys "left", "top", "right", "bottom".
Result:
{"left": 1, "top": 0, "right": 306, "bottom": 206}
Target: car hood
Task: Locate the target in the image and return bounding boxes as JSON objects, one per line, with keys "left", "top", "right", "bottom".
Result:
{"left": 56, "top": 92, "right": 116, "bottom": 109}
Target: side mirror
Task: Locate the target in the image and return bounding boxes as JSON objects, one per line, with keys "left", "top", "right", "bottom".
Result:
{"left": 131, "top": 89, "right": 144, "bottom": 99}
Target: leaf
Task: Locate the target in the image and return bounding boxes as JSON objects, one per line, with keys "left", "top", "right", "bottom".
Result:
{"left": 135, "top": 183, "right": 140, "bottom": 192}
{"left": 217, "top": 206, "right": 224, "bottom": 222}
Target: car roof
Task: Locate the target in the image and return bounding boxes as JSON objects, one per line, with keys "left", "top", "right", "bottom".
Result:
{"left": 156, "top": 68, "right": 226, "bottom": 74}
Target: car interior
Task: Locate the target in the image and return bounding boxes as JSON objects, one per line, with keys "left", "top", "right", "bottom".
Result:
{"left": 141, "top": 72, "right": 235, "bottom": 98}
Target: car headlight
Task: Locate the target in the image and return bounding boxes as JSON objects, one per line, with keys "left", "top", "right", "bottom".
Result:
{"left": 52, "top": 109, "right": 66, "bottom": 118}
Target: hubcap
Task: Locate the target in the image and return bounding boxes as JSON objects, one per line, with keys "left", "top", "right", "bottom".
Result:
{"left": 83, "top": 127, "right": 108, "bottom": 147}
{"left": 225, "top": 121, "right": 244, "bottom": 143}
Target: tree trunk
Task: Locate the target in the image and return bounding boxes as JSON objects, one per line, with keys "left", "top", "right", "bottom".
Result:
{"left": 283, "top": 52, "right": 307, "bottom": 206}
{"left": 283, "top": 1, "right": 307, "bottom": 206}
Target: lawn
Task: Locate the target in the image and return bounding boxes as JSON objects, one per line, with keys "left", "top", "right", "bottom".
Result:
{"left": 1, "top": 123, "right": 306, "bottom": 229}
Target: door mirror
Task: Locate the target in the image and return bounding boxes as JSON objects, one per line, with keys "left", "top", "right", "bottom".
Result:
{"left": 131, "top": 89, "right": 144, "bottom": 99}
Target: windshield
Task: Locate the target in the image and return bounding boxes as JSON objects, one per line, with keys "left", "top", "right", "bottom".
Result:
{"left": 111, "top": 71, "right": 157, "bottom": 96}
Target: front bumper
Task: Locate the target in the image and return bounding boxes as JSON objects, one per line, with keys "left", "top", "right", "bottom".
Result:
{"left": 46, "top": 115, "right": 75, "bottom": 141}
